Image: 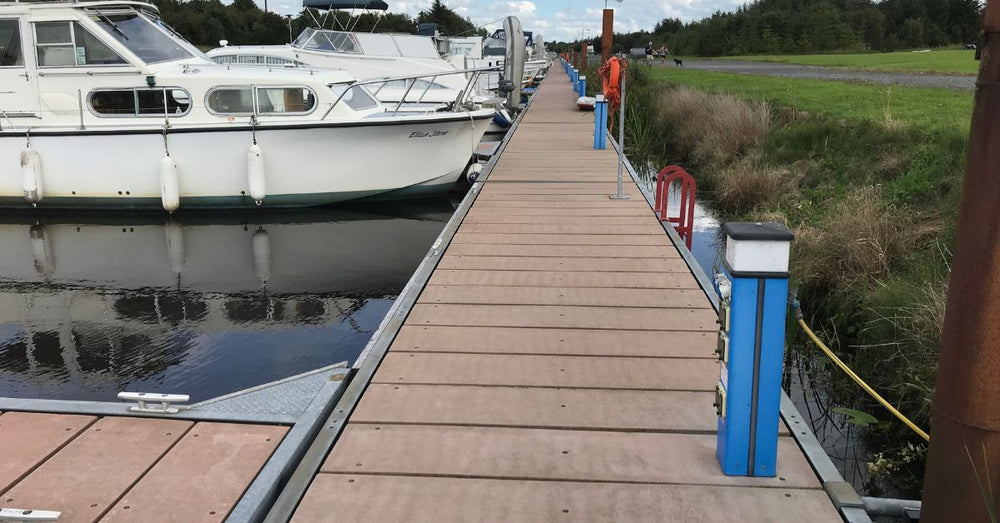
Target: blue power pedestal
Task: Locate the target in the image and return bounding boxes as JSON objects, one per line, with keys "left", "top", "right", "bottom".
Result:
{"left": 715, "top": 222, "right": 795, "bottom": 477}
{"left": 594, "top": 94, "right": 607, "bottom": 149}
{"left": 578, "top": 75, "right": 586, "bottom": 97}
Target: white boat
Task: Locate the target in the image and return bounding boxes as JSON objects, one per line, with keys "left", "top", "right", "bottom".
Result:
{"left": 0, "top": 0, "right": 494, "bottom": 211}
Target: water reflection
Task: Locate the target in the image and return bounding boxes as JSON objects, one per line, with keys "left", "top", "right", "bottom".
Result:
{"left": 0, "top": 202, "right": 454, "bottom": 402}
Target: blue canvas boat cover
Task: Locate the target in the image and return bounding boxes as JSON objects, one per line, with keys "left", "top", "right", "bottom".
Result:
{"left": 302, "top": 0, "right": 388, "bottom": 10}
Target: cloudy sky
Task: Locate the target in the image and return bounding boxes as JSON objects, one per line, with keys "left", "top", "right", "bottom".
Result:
{"left": 265, "top": 1, "right": 744, "bottom": 42}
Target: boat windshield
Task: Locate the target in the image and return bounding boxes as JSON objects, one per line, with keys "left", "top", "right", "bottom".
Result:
{"left": 89, "top": 9, "right": 196, "bottom": 64}
{"left": 292, "top": 29, "right": 360, "bottom": 54}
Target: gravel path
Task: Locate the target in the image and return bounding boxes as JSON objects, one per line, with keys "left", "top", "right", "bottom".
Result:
{"left": 664, "top": 60, "right": 975, "bottom": 91}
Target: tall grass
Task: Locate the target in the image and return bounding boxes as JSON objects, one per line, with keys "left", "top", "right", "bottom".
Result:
{"left": 647, "top": 80, "right": 964, "bottom": 498}
{"left": 656, "top": 87, "right": 771, "bottom": 165}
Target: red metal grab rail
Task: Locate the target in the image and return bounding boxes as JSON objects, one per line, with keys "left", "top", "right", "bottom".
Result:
{"left": 653, "top": 165, "right": 697, "bottom": 249}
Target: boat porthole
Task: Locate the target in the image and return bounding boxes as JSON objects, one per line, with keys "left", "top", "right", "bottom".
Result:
{"left": 125, "top": 191, "right": 130, "bottom": 196}
{"left": 117, "top": 191, "right": 123, "bottom": 195}
{"left": 71, "top": 191, "right": 76, "bottom": 195}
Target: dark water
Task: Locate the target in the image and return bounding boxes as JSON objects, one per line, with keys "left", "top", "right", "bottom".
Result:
{"left": 0, "top": 201, "right": 455, "bottom": 402}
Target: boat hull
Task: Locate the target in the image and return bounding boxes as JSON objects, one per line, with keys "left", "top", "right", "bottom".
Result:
{"left": 0, "top": 111, "right": 493, "bottom": 210}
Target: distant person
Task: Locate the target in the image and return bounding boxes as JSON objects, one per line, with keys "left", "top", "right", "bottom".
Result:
{"left": 645, "top": 41, "right": 653, "bottom": 63}
{"left": 659, "top": 45, "right": 668, "bottom": 65}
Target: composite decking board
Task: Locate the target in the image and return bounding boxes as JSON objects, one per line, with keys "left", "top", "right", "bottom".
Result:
{"left": 350, "top": 384, "right": 719, "bottom": 432}
{"left": 427, "top": 270, "right": 702, "bottom": 289}
{"left": 1, "top": 417, "right": 191, "bottom": 522}
{"left": 101, "top": 422, "right": 288, "bottom": 523}
{"left": 390, "top": 326, "right": 715, "bottom": 358}
{"left": 321, "top": 425, "right": 820, "bottom": 489}
{"left": 451, "top": 232, "right": 672, "bottom": 245}
{"left": 419, "top": 286, "right": 711, "bottom": 309}
{"left": 461, "top": 215, "right": 659, "bottom": 225}
{"left": 461, "top": 203, "right": 655, "bottom": 212}
{"left": 408, "top": 303, "right": 717, "bottom": 331}
{"left": 476, "top": 193, "right": 645, "bottom": 201}
{"left": 0, "top": 412, "right": 95, "bottom": 494}
{"left": 437, "top": 255, "right": 691, "bottom": 272}
{"left": 293, "top": 475, "right": 840, "bottom": 523}
{"left": 470, "top": 199, "right": 649, "bottom": 211}
{"left": 372, "top": 352, "right": 718, "bottom": 390}
{"left": 444, "top": 243, "right": 679, "bottom": 258}
{"left": 455, "top": 223, "right": 662, "bottom": 235}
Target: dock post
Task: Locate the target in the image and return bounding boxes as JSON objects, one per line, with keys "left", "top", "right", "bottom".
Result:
{"left": 610, "top": 71, "right": 629, "bottom": 199}
{"left": 714, "top": 222, "right": 794, "bottom": 477}
{"left": 594, "top": 94, "right": 607, "bottom": 149}
{"left": 578, "top": 75, "right": 586, "bottom": 97}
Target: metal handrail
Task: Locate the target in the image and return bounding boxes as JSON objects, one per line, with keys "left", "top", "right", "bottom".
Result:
{"left": 322, "top": 65, "right": 501, "bottom": 119}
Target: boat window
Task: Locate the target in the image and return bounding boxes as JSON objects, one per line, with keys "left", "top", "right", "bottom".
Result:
{"left": 329, "top": 83, "right": 378, "bottom": 111}
{"left": 256, "top": 87, "right": 316, "bottom": 114}
{"left": 35, "top": 21, "right": 126, "bottom": 67}
{"left": 89, "top": 88, "right": 191, "bottom": 116}
{"left": 0, "top": 19, "right": 23, "bottom": 67}
{"left": 211, "top": 54, "right": 300, "bottom": 66}
{"left": 379, "top": 79, "right": 450, "bottom": 91}
{"left": 206, "top": 86, "right": 254, "bottom": 115}
{"left": 300, "top": 30, "right": 359, "bottom": 54}
{"left": 90, "top": 11, "right": 192, "bottom": 64}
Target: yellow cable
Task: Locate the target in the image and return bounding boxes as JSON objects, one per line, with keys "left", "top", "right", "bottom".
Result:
{"left": 797, "top": 318, "right": 931, "bottom": 442}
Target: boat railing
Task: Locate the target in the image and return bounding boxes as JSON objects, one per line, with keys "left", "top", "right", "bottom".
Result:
{"left": 322, "top": 65, "right": 501, "bottom": 119}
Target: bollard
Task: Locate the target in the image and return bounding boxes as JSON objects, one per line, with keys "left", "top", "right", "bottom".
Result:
{"left": 578, "top": 75, "right": 586, "bottom": 97}
{"left": 572, "top": 68, "right": 578, "bottom": 85}
{"left": 594, "top": 94, "right": 607, "bottom": 149}
{"left": 714, "top": 222, "right": 794, "bottom": 477}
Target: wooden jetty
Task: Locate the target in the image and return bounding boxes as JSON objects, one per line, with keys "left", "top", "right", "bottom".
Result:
{"left": 289, "top": 68, "right": 843, "bottom": 521}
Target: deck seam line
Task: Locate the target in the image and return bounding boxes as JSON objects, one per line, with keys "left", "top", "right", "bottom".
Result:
{"left": 93, "top": 421, "right": 197, "bottom": 521}
{"left": 344, "top": 421, "right": 719, "bottom": 435}
{"left": 367, "top": 383, "right": 718, "bottom": 392}
{"left": 405, "top": 325, "right": 717, "bottom": 333}
{"left": 386, "top": 350, "right": 717, "bottom": 359}
{"left": 312, "top": 471, "right": 824, "bottom": 490}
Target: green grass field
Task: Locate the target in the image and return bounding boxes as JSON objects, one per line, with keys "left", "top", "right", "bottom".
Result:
{"left": 717, "top": 49, "right": 978, "bottom": 75}
{"left": 648, "top": 67, "right": 974, "bottom": 132}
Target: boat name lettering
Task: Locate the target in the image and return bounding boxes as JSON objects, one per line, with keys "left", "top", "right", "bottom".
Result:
{"left": 408, "top": 130, "right": 449, "bottom": 138}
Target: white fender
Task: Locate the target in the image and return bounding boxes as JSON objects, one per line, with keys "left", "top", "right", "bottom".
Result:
{"left": 164, "top": 220, "right": 185, "bottom": 274}
{"left": 252, "top": 229, "right": 270, "bottom": 286}
{"left": 160, "top": 155, "right": 180, "bottom": 212}
{"left": 29, "top": 224, "right": 54, "bottom": 275}
{"left": 20, "top": 147, "right": 43, "bottom": 204}
{"left": 247, "top": 144, "right": 266, "bottom": 205}
{"left": 503, "top": 16, "right": 525, "bottom": 110}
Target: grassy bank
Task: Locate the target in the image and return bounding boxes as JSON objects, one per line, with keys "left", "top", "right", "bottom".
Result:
{"left": 637, "top": 68, "right": 972, "bottom": 497}
{"left": 717, "top": 49, "right": 979, "bottom": 75}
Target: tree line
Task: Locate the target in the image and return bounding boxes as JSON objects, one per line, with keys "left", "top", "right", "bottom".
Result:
{"left": 551, "top": 0, "right": 982, "bottom": 56}
{"left": 152, "top": 0, "right": 481, "bottom": 48}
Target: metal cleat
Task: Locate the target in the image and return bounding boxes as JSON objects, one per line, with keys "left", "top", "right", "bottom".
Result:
{"left": 0, "top": 508, "right": 60, "bottom": 522}
{"left": 117, "top": 392, "right": 190, "bottom": 414}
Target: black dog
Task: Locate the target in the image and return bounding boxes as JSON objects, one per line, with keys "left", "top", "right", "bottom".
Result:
{"left": 674, "top": 58, "right": 684, "bottom": 67}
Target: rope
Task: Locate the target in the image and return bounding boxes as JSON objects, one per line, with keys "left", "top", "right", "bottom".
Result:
{"left": 790, "top": 297, "right": 930, "bottom": 442}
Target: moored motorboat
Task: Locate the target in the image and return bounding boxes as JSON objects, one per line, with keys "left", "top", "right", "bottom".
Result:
{"left": 0, "top": 0, "right": 494, "bottom": 211}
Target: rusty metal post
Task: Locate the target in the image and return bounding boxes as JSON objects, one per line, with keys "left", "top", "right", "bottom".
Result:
{"left": 922, "top": 0, "right": 1000, "bottom": 520}
{"left": 580, "top": 42, "right": 588, "bottom": 70}
{"left": 602, "top": 8, "right": 613, "bottom": 65}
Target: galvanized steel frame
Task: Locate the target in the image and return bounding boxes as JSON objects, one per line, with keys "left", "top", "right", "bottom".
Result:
{"left": 611, "top": 135, "right": 872, "bottom": 523}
